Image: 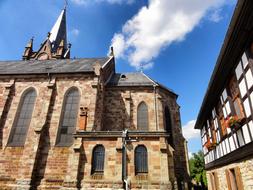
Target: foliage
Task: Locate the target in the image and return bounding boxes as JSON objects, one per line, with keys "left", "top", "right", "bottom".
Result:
{"left": 189, "top": 150, "right": 207, "bottom": 187}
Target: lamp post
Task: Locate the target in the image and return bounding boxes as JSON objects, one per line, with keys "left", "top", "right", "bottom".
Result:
{"left": 122, "top": 129, "right": 138, "bottom": 190}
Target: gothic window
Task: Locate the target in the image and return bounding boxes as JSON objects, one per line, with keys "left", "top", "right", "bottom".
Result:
{"left": 8, "top": 88, "right": 37, "bottom": 146}
{"left": 91, "top": 145, "right": 105, "bottom": 174}
{"left": 137, "top": 102, "right": 148, "bottom": 131}
{"left": 164, "top": 106, "right": 172, "bottom": 133}
{"left": 135, "top": 145, "right": 148, "bottom": 174}
{"left": 56, "top": 88, "right": 80, "bottom": 146}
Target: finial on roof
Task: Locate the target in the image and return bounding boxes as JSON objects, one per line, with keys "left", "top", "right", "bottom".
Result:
{"left": 26, "top": 37, "right": 34, "bottom": 48}
{"left": 109, "top": 46, "right": 114, "bottom": 57}
{"left": 47, "top": 32, "right": 51, "bottom": 39}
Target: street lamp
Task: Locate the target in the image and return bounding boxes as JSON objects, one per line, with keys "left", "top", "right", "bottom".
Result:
{"left": 122, "top": 129, "right": 138, "bottom": 190}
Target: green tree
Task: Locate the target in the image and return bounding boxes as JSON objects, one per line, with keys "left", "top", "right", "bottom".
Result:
{"left": 189, "top": 150, "right": 207, "bottom": 188}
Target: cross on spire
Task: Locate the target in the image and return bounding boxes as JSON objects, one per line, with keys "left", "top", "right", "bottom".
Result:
{"left": 64, "top": 0, "right": 68, "bottom": 9}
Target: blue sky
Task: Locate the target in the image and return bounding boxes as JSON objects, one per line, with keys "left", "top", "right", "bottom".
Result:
{"left": 0, "top": 0, "right": 236, "bottom": 155}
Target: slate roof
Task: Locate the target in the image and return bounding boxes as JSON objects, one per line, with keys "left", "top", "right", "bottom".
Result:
{"left": 0, "top": 58, "right": 109, "bottom": 75}
{"left": 108, "top": 72, "right": 155, "bottom": 86}
{"left": 108, "top": 72, "right": 177, "bottom": 96}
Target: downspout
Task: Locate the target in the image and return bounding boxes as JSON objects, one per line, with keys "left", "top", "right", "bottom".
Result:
{"left": 154, "top": 85, "right": 158, "bottom": 131}
{"left": 122, "top": 129, "right": 129, "bottom": 190}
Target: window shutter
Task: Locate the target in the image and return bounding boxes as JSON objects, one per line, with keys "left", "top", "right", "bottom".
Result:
{"left": 225, "top": 169, "right": 232, "bottom": 190}
{"left": 214, "top": 172, "right": 219, "bottom": 190}
{"left": 235, "top": 167, "right": 244, "bottom": 190}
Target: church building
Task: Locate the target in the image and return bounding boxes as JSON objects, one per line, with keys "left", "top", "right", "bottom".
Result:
{"left": 0, "top": 6, "right": 189, "bottom": 190}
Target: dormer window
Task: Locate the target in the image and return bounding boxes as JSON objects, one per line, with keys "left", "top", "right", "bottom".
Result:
{"left": 121, "top": 74, "right": 126, "bottom": 79}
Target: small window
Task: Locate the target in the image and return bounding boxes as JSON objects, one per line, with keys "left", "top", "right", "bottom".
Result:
{"left": 56, "top": 88, "right": 80, "bottom": 146}
{"left": 228, "top": 75, "right": 245, "bottom": 119}
{"left": 137, "top": 102, "right": 148, "bottom": 131}
{"left": 8, "top": 88, "right": 37, "bottom": 146}
{"left": 91, "top": 145, "right": 105, "bottom": 175}
{"left": 121, "top": 74, "right": 126, "bottom": 79}
{"left": 135, "top": 145, "right": 148, "bottom": 174}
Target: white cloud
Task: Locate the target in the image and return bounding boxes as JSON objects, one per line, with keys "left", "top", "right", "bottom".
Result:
{"left": 71, "top": 0, "right": 135, "bottom": 5}
{"left": 110, "top": 0, "right": 232, "bottom": 70}
{"left": 71, "top": 28, "right": 80, "bottom": 37}
{"left": 182, "top": 120, "right": 200, "bottom": 141}
{"left": 209, "top": 9, "right": 223, "bottom": 23}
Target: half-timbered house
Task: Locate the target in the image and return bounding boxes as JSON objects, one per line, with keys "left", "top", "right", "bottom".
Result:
{"left": 195, "top": 0, "right": 253, "bottom": 189}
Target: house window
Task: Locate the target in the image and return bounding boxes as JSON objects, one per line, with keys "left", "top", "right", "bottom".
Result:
{"left": 216, "top": 101, "right": 227, "bottom": 138}
{"left": 135, "top": 145, "right": 148, "bottom": 174}
{"left": 210, "top": 172, "right": 219, "bottom": 190}
{"left": 226, "top": 167, "right": 244, "bottom": 190}
{"left": 8, "top": 88, "right": 37, "bottom": 146}
{"left": 228, "top": 75, "right": 245, "bottom": 119}
{"left": 56, "top": 88, "right": 80, "bottom": 146}
{"left": 137, "top": 102, "right": 148, "bottom": 131}
{"left": 91, "top": 145, "right": 105, "bottom": 175}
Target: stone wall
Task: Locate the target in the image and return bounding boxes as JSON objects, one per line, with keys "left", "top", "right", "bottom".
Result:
{"left": 76, "top": 136, "right": 172, "bottom": 190}
{"left": 207, "top": 156, "right": 253, "bottom": 190}
{"left": 0, "top": 74, "right": 101, "bottom": 189}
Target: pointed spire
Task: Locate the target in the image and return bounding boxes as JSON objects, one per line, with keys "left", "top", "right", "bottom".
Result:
{"left": 109, "top": 46, "right": 114, "bottom": 57}
{"left": 26, "top": 37, "right": 34, "bottom": 48}
{"left": 22, "top": 37, "right": 34, "bottom": 60}
{"left": 49, "top": 7, "right": 68, "bottom": 53}
{"left": 21, "top": 6, "right": 70, "bottom": 60}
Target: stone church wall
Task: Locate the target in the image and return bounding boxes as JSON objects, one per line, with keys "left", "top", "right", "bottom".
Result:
{"left": 0, "top": 74, "right": 102, "bottom": 189}
{"left": 0, "top": 73, "right": 190, "bottom": 189}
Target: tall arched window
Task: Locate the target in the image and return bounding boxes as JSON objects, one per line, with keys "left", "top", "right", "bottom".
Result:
{"left": 91, "top": 145, "right": 105, "bottom": 174}
{"left": 56, "top": 88, "right": 80, "bottom": 146}
{"left": 165, "top": 106, "right": 174, "bottom": 146}
{"left": 164, "top": 106, "right": 172, "bottom": 133}
{"left": 8, "top": 88, "right": 37, "bottom": 146}
{"left": 135, "top": 145, "right": 148, "bottom": 174}
{"left": 137, "top": 102, "right": 148, "bottom": 131}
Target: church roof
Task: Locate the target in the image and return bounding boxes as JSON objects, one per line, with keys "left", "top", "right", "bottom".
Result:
{"left": 0, "top": 58, "right": 109, "bottom": 75}
{"left": 108, "top": 72, "right": 155, "bottom": 86}
{"left": 108, "top": 72, "right": 177, "bottom": 96}
{"left": 49, "top": 8, "right": 68, "bottom": 52}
